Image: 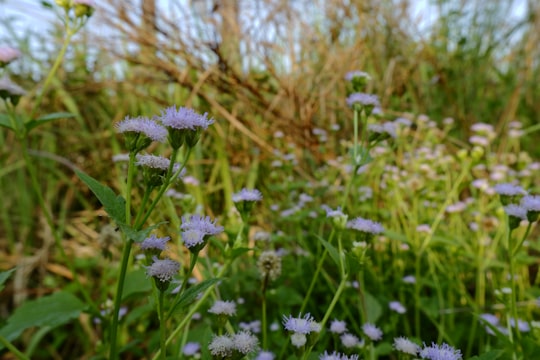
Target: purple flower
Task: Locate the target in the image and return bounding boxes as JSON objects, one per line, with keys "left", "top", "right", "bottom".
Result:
{"left": 140, "top": 234, "right": 170, "bottom": 251}
{"left": 232, "top": 331, "right": 259, "bottom": 354}
{"left": 208, "top": 300, "right": 237, "bottom": 316}
{"left": 182, "top": 342, "right": 200, "bottom": 356}
{"left": 181, "top": 215, "right": 224, "bottom": 237}
{"left": 256, "top": 351, "right": 275, "bottom": 360}
{"left": 329, "top": 319, "right": 347, "bottom": 334}
{"left": 115, "top": 116, "right": 168, "bottom": 142}
{"left": 419, "top": 342, "right": 462, "bottom": 360}
{"left": 346, "top": 92, "right": 380, "bottom": 108}
{"left": 320, "top": 351, "right": 359, "bottom": 360}
{"left": 208, "top": 335, "right": 234, "bottom": 357}
{"left": 393, "top": 337, "right": 420, "bottom": 355}
{"left": 136, "top": 154, "right": 172, "bottom": 170}
{"left": 232, "top": 188, "right": 263, "bottom": 202}
{"left": 0, "top": 47, "right": 21, "bottom": 66}
{"left": 340, "top": 333, "right": 361, "bottom": 348}
{"left": 345, "top": 71, "right": 370, "bottom": 82}
{"left": 282, "top": 313, "right": 316, "bottom": 334}
{"left": 494, "top": 183, "right": 526, "bottom": 196}
{"left": 389, "top": 301, "right": 406, "bottom": 314}
{"left": 160, "top": 106, "right": 214, "bottom": 130}
{"left": 181, "top": 229, "right": 205, "bottom": 248}
{"left": 146, "top": 257, "right": 180, "bottom": 282}
{"left": 362, "top": 323, "right": 383, "bottom": 341}
{"left": 521, "top": 195, "right": 540, "bottom": 212}
{"left": 346, "top": 217, "right": 384, "bottom": 234}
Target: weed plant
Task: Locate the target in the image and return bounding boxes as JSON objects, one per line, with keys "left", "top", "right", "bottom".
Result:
{"left": 1, "top": 1, "right": 540, "bottom": 360}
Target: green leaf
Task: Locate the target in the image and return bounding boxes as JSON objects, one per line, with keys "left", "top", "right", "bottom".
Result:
{"left": 229, "top": 247, "right": 252, "bottom": 260}
{"left": 0, "top": 114, "right": 14, "bottom": 130}
{"left": 24, "top": 112, "right": 74, "bottom": 132}
{"left": 121, "top": 222, "right": 166, "bottom": 243}
{"left": 317, "top": 236, "right": 340, "bottom": 269}
{"left": 0, "top": 291, "right": 86, "bottom": 349}
{"left": 122, "top": 269, "right": 152, "bottom": 301}
{"left": 364, "top": 291, "right": 382, "bottom": 323}
{"left": 75, "top": 169, "right": 126, "bottom": 225}
{"left": 171, "top": 278, "right": 221, "bottom": 315}
{"left": 0, "top": 268, "right": 16, "bottom": 292}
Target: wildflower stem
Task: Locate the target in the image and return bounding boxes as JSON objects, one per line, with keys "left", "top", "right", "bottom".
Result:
{"left": 167, "top": 251, "right": 199, "bottom": 319}
{"left": 125, "top": 152, "right": 136, "bottom": 226}
{"left": 158, "top": 290, "right": 167, "bottom": 360}
{"left": 507, "top": 224, "right": 522, "bottom": 353}
{"left": 0, "top": 334, "right": 29, "bottom": 360}
{"left": 303, "top": 277, "right": 348, "bottom": 359}
{"left": 511, "top": 222, "right": 532, "bottom": 256}
{"left": 262, "top": 275, "right": 269, "bottom": 349}
{"left": 135, "top": 147, "right": 190, "bottom": 229}
{"left": 29, "top": 15, "right": 75, "bottom": 120}
{"left": 152, "top": 262, "right": 231, "bottom": 360}
{"left": 299, "top": 229, "right": 336, "bottom": 314}
{"left": 109, "top": 238, "right": 133, "bottom": 360}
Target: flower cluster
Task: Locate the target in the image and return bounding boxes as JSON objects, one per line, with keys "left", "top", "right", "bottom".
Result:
{"left": 282, "top": 313, "right": 321, "bottom": 348}
{"left": 208, "top": 331, "right": 259, "bottom": 358}
{"left": 180, "top": 214, "right": 223, "bottom": 253}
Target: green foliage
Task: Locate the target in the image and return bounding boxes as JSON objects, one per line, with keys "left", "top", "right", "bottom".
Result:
{"left": 0, "top": 292, "right": 86, "bottom": 350}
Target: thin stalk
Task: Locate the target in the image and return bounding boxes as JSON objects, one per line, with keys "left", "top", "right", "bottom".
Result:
{"left": 0, "top": 335, "right": 29, "bottom": 360}
{"left": 299, "top": 229, "right": 336, "bottom": 314}
{"left": 109, "top": 238, "right": 133, "bottom": 360}
{"left": 152, "top": 262, "right": 231, "bottom": 360}
{"left": 302, "top": 277, "right": 348, "bottom": 360}
{"left": 167, "top": 251, "right": 199, "bottom": 319}
{"left": 136, "top": 147, "right": 190, "bottom": 229}
{"left": 261, "top": 276, "right": 269, "bottom": 350}
{"left": 158, "top": 290, "right": 167, "bottom": 360}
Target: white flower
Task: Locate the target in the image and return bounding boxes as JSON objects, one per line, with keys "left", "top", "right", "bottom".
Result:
{"left": 208, "top": 300, "right": 237, "bottom": 316}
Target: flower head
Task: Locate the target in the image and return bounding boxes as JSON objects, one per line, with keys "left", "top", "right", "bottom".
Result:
{"left": 521, "top": 195, "right": 540, "bottom": 222}
{"left": 233, "top": 188, "right": 263, "bottom": 202}
{"left": 146, "top": 257, "right": 179, "bottom": 285}
{"left": 393, "top": 337, "right": 420, "bottom": 355}
{"left": 208, "top": 300, "right": 237, "bottom": 316}
{"left": 362, "top": 323, "right": 383, "bottom": 341}
{"left": 320, "top": 351, "right": 359, "bottom": 360}
{"left": 346, "top": 92, "right": 380, "bottom": 109}
{"left": 283, "top": 313, "right": 316, "bottom": 334}
{"left": 208, "top": 334, "right": 234, "bottom": 357}
{"left": 290, "top": 333, "right": 307, "bottom": 348}
{"left": 182, "top": 342, "right": 200, "bottom": 356}
{"left": 233, "top": 331, "right": 259, "bottom": 354}
{"left": 419, "top": 342, "right": 462, "bottom": 360}
{"left": 0, "top": 47, "right": 21, "bottom": 67}
{"left": 159, "top": 106, "right": 214, "bottom": 148}
{"left": 0, "top": 76, "right": 26, "bottom": 105}
{"left": 389, "top": 301, "right": 406, "bottom": 314}
{"left": 257, "top": 251, "right": 282, "bottom": 281}
{"left": 347, "top": 217, "right": 384, "bottom": 235}
{"left": 115, "top": 116, "right": 167, "bottom": 153}
{"left": 340, "top": 333, "right": 361, "bottom": 348}
{"left": 329, "top": 319, "right": 348, "bottom": 334}
{"left": 256, "top": 351, "right": 275, "bottom": 360}
{"left": 73, "top": 0, "right": 95, "bottom": 17}
{"left": 181, "top": 214, "right": 224, "bottom": 236}
{"left": 181, "top": 229, "right": 205, "bottom": 249}
{"left": 140, "top": 234, "right": 170, "bottom": 252}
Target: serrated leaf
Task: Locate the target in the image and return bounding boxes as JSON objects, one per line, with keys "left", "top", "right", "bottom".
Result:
{"left": 24, "top": 112, "right": 74, "bottom": 132}
{"left": 0, "top": 291, "right": 86, "bottom": 349}
{"left": 0, "top": 268, "right": 16, "bottom": 292}
{"left": 0, "top": 114, "right": 14, "bottom": 130}
{"left": 171, "top": 278, "right": 221, "bottom": 315}
{"left": 317, "top": 236, "right": 340, "bottom": 269}
{"left": 75, "top": 169, "right": 126, "bottom": 225}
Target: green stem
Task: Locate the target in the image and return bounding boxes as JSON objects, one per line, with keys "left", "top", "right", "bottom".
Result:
{"left": 512, "top": 222, "right": 532, "bottom": 257}
{"left": 0, "top": 334, "right": 30, "bottom": 360}
{"left": 299, "top": 229, "right": 335, "bottom": 314}
{"left": 158, "top": 290, "right": 166, "bottom": 360}
{"left": 167, "top": 251, "right": 199, "bottom": 319}
{"left": 303, "top": 277, "right": 348, "bottom": 359}
{"left": 125, "top": 153, "right": 136, "bottom": 226}
{"left": 151, "top": 262, "right": 231, "bottom": 360}
{"left": 135, "top": 147, "right": 190, "bottom": 229}
{"left": 261, "top": 276, "right": 269, "bottom": 350}
{"left": 109, "top": 238, "right": 133, "bottom": 360}
{"left": 29, "top": 13, "right": 80, "bottom": 120}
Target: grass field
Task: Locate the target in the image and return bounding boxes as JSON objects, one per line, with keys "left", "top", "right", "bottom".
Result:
{"left": 1, "top": 1, "right": 540, "bottom": 359}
